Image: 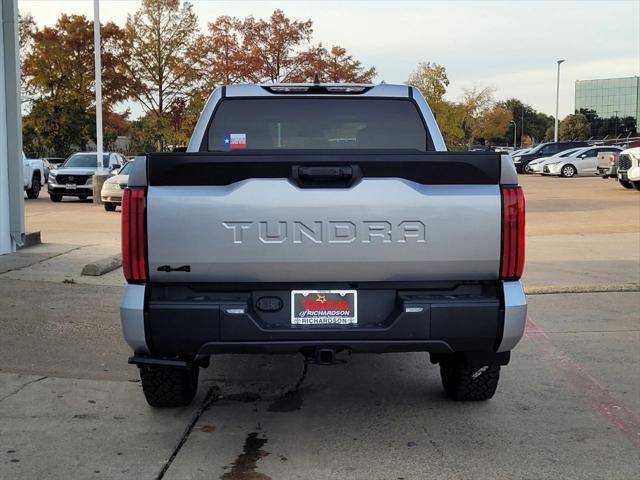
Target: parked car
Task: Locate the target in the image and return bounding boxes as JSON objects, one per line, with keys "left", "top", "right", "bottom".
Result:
{"left": 22, "top": 152, "right": 45, "bottom": 199}
{"left": 511, "top": 148, "right": 531, "bottom": 157}
{"left": 43, "top": 157, "right": 65, "bottom": 170}
{"left": 528, "top": 147, "right": 584, "bottom": 174}
{"left": 47, "top": 152, "right": 125, "bottom": 202}
{"left": 616, "top": 147, "right": 640, "bottom": 190}
{"left": 101, "top": 159, "right": 137, "bottom": 211}
{"left": 513, "top": 141, "right": 589, "bottom": 173}
{"left": 494, "top": 146, "right": 515, "bottom": 153}
{"left": 542, "top": 146, "right": 623, "bottom": 177}
{"left": 40, "top": 158, "right": 56, "bottom": 183}
{"left": 597, "top": 150, "right": 621, "bottom": 178}
{"left": 120, "top": 83, "right": 526, "bottom": 407}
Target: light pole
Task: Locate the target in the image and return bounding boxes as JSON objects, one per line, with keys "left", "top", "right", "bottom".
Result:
{"left": 92, "top": 0, "right": 107, "bottom": 204}
{"left": 510, "top": 120, "right": 517, "bottom": 149}
{"left": 521, "top": 107, "right": 525, "bottom": 147}
{"left": 554, "top": 59, "right": 565, "bottom": 142}
{"left": 613, "top": 110, "right": 619, "bottom": 137}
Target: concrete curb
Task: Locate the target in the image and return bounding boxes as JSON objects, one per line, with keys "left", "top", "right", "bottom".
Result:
{"left": 81, "top": 254, "right": 122, "bottom": 276}
{"left": 525, "top": 283, "right": 640, "bottom": 295}
{"left": 17, "top": 231, "right": 42, "bottom": 250}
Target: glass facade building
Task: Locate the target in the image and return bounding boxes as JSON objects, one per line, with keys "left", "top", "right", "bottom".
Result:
{"left": 575, "top": 76, "right": 639, "bottom": 137}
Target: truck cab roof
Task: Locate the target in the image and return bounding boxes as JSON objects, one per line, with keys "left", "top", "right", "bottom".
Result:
{"left": 224, "top": 83, "right": 410, "bottom": 98}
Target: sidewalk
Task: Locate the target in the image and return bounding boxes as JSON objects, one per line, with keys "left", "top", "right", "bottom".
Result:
{"left": 0, "top": 243, "right": 123, "bottom": 287}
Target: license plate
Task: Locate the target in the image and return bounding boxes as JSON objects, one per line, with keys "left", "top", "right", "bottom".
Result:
{"left": 66, "top": 184, "right": 77, "bottom": 190}
{"left": 291, "top": 290, "right": 357, "bottom": 325}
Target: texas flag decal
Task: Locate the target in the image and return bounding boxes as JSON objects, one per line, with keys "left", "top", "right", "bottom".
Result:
{"left": 224, "top": 133, "right": 247, "bottom": 150}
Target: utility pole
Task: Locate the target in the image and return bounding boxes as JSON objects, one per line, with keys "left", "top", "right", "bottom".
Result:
{"left": 613, "top": 110, "right": 619, "bottom": 137}
{"left": 510, "top": 121, "right": 516, "bottom": 149}
{"left": 92, "top": 0, "right": 108, "bottom": 204}
{"left": 554, "top": 59, "right": 565, "bottom": 142}
{"left": 521, "top": 107, "right": 525, "bottom": 147}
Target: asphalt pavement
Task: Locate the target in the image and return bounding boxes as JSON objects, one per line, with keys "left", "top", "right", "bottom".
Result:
{"left": 1, "top": 175, "right": 638, "bottom": 479}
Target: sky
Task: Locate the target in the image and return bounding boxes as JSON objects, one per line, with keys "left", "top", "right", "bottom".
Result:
{"left": 18, "top": 0, "right": 640, "bottom": 118}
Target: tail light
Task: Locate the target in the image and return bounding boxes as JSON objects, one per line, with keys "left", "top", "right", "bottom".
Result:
{"left": 610, "top": 154, "right": 616, "bottom": 165}
{"left": 500, "top": 186, "right": 525, "bottom": 280}
{"left": 122, "top": 188, "right": 147, "bottom": 282}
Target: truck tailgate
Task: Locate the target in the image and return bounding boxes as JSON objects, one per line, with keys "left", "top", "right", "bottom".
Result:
{"left": 144, "top": 152, "right": 503, "bottom": 283}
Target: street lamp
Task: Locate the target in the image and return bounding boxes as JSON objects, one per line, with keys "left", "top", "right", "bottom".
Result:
{"left": 94, "top": 0, "right": 103, "bottom": 173}
{"left": 554, "top": 59, "right": 565, "bottom": 143}
{"left": 510, "top": 120, "right": 517, "bottom": 149}
{"left": 92, "top": 0, "right": 107, "bottom": 204}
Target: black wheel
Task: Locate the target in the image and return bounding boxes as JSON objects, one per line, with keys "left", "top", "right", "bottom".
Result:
{"left": 619, "top": 180, "right": 633, "bottom": 189}
{"left": 560, "top": 164, "right": 577, "bottom": 178}
{"left": 26, "top": 176, "right": 41, "bottom": 199}
{"left": 632, "top": 181, "right": 640, "bottom": 191}
{"left": 78, "top": 195, "right": 89, "bottom": 200}
{"left": 522, "top": 163, "right": 532, "bottom": 174}
{"left": 49, "top": 194, "right": 63, "bottom": 202}
{"left": 104, "top": 202, "right": 116, "bottom": 212}
{"left": 440, "top": 361, "right": 500, "bottom": 401}
{"left": 139, "top": 365, "right": 199, "bottom": 408}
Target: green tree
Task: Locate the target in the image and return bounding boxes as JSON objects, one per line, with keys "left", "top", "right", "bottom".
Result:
{"left": 544, "top": 126, "right": 554, "bottom": 142}
{"left": 559, "top": 113, "right": 591, "bottom": 140}
{"left": 23, "top": 97, "right": 92, "bottom": 156}
{"left": 408, "top": 62, "right": 467, "bottom": 148}
{"left": 22, "top": 14, "right": 131, "bottom": 155}
{"left": 496, "top": 98, "right": 554, "bottom": 145}
{"left": 408, "top": 62, "right": 449, "bottom": 106}
{"left": 125, "top": 0, "right": 198, "bottom": 116}
{"left": 473, "top": 106, "right": 513, "bottom": 143}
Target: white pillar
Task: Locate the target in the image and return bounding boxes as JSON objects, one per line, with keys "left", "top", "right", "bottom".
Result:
{"left": 0, "top": 0, "right": 24, "bottom": 254}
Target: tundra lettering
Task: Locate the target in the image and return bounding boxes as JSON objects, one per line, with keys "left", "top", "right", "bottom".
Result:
{"left": 222, "top": 220, "right": 426, "bottom": 244}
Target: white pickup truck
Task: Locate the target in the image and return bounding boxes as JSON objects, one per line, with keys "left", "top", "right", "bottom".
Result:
{"left": 120, "top": 83, "right": 527, "bottom": 407}
{"left": 617, "top": 147, "right": 640, "bottom": 190}
{"left": 22, "top": 152, "right": 45, "bottom": 199}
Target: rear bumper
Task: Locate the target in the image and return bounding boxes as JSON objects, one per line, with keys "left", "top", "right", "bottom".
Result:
{"left": 101, "top": 195, "right": 122, "bottom": 204}
{"left": 597, "top": 166, "right": 616, "bottom": 177}
{"left": 121, "top": 281, "right": 527, "bottom": 357}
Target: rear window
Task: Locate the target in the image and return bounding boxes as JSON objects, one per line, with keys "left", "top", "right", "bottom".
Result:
{"left": 206, "top": 98, "right": 428, "bottom": 151}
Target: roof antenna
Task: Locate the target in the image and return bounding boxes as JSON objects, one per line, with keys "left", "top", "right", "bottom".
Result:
{"left": 313, "top": 73, "right": 321, "bottom": 85}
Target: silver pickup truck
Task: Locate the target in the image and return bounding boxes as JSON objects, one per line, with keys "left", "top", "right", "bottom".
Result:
{"left": 120, "top": 83, "right": 527, "bottom": 407}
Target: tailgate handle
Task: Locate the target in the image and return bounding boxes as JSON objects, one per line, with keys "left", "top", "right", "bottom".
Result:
{"left": 292, "top": 165, "right": 360, "bottom": 188}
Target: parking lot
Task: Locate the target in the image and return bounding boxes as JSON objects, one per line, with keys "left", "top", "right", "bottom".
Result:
{"left": 1, "top": 175, "right": 639, "bottom": 479}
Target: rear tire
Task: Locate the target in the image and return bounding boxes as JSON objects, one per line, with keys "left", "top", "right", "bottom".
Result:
{"left": 26, "top": 176, "right": 41, "bottom": 199}
{"left": 139, "top": 365, "right": 199, "bottom": 408}
{"left": 632, "top": 181, "right": 640, "bottom": 191}
{"left": 619, "top": 180, "right": 633, "bottom": 189}
{"left": 104, "top": 202, "right": 116, "bottom": 212}
{"left": 560, "top": 164, "right": 577, "bottom": 178}
{"left": 49, "top": 194, "right": 63, "bottom": 202}
{"left": 440, "top": 361, "right": 500, "bottom": 401}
